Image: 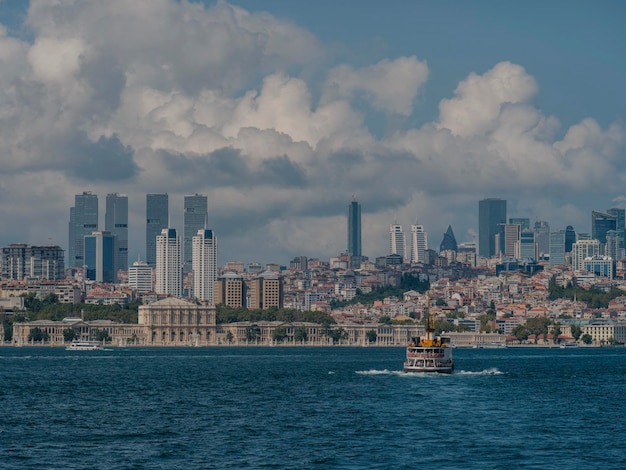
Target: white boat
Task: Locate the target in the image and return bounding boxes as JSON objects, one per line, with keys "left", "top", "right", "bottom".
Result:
{"left": 474, "top": 342, "right": 507, "bottom": 349}
{"left": 66, "top": 340, "right": 103, "bottom": 351}
{"left": 560, "top": 341, "right": 578, "bottom": 348}
{"left": 403, "top": 297, "right": 454, "bottom": 374}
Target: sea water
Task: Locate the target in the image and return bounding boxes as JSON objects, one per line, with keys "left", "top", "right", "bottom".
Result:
{"left": 1, "top": 347, "right": 625, "bottom": 469}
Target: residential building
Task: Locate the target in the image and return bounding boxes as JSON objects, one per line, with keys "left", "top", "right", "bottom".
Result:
{"left": 214, "top": 272, "right": 245, "bottom": 308}
{"left": 105, "top": 193, "right": 128, "bottom": 271}
{"left": 478, "top": 198, "right": 506, "bottom": 258}
{"left": 572, "top": 239, "right": 601, "bottom": 271}
{"left": 2, "top": 244, "right": 65, "bottom": 281}
{"left": 68, "top": 192, "right": 98, "bottom": 267}
{"left": 583, "top": 255, "right": 614, "bottom": 280}
{"left": 192, "top": 229, "right": 217, "bottom": 303}
{"left": 389, "top": 224, "right": 406, "bottom": 262}
{"left": 410, "top": 224, "right": 428, "bottom": 263}
{"left": 155, "top": 228, "right": 182, "bottom": 297}
{"left": 146, "top": 194, "right": 168, "bottom": 268}
{"left": 183, "top": 194, "right": 208, "bottom": 269}
{"left": 249, "top": 271, "right": 284, "bottom": 309}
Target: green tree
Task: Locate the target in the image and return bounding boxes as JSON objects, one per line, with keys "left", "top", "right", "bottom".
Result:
{"left": 294, "top": 326, "right": 308, "bottom": 343}
{"left": 379, "top": 316, "right": 392, "bottom": 325}
{"left": 272, "top": 326, "right": 288, "bottom": 343}
{"left": 225, "top": 331, "right": 234, "bottom": 344}
{"left": 28, "top": 327, "right": 49, "bottom": 343}
{"left": 512, "top": 325, "right": 529, "bottom": 344}
{"left": 552, "top": 323, "right": 562, "bottom": 344}
{"left": 570, "top": 324, "right": 582, "bottom": 341}
{"left": 479, "top": 312, "right": 496, "bottom": 333}
{"left": 366, "top": 330, "right": 377, "bottom": 344}
{"left": 329, "top": 327, "right": 348, "bottom": 344}
{"left": 245, "top": 324, "right": 261, "bottom": 343}
{"left": 581, "top": 333, "right": 593, "bottom": 345}
{"left": 526, "top": 317, "right": 551, "bottom": 337}
{"left": 63, "top": 328, "right": 78, "bottom": 343}
{"left": 93, "top": 329, "right": 111, "bottom": 343}
{"left": 436, "top": 298, "right": 447, "bottom": 306}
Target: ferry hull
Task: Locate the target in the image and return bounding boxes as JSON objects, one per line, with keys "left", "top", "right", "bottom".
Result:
{"left": 403, "top": 365, "right": 454, "bottom": 374}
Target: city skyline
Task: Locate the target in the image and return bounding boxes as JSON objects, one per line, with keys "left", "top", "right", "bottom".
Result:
{"left": 0, "top": 1, "right": 625, "bottom": 264}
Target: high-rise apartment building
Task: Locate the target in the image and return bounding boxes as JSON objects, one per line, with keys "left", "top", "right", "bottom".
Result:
{"left": 1, "top": 244, "right": 65, "bottom": 281}
{"left": 128, "top": 260, "right": 153, "bottom": 294}
{"left": 389, "top": 224, "right": 406, "bottom": 262}
{"left": 68, "top": 192, "right": 98, "bottom": 267}
{"left": 105, "top": 193, "right": 128, "bottom": 271}
{"left": 249, "top": 271, "right": 284, "bottom": 310}
{"left": 184, "top": 194, "right": 208, "bottom": 268}
{"left": 84, "top": 231, "right": 117, "bottom": 283}
{"left": 604, "top": 230, "right": 623, "bottom": 261}
{"left": 549, "top": 231, "right": 566, "bottom": 267}
{"left": 410, "top": 224, "right": 428, "bottom": 263}
{"left": 572, "top": 239, "right": 600, "bottom": 271}
{"left": 192, "top": 229, "right": 217, "bottom": 303}
{"left": 146, "top": 194, "right": 169, "bottom": 268}
{"left": 478, "top": 198, "right": 507, "bottom": 258}
{"left": 516, "top": 230, "right": 537, "bottom": 260}
{"left": 155, "top": 228, "right": 182, "bottom": 297}
{"left": 347, "top": 200, "right": 362, "bottom": 257}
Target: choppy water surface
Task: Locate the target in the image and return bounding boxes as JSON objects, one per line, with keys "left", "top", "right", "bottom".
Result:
{"left": 1, "top": 347, "right": 625, "bottom": 469}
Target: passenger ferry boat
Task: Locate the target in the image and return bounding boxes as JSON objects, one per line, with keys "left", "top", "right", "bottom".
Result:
{"left": 404, "top": 297, "right": 454, "bottom": 374}
{"left": 66, "top": 340, "right": 103, "bottom": 351}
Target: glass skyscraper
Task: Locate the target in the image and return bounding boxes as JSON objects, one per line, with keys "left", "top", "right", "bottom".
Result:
{"left": 84, "top": 231, "right": 117, "bottom": 283}
{"left": 183, "top": 194, "right": 208, "bottom": 268}
{"left": 591, "top": 211, "right": 617, "bottom": 245}
{"left": 478, "top": 198, "right": 507, "bottom": 258}
{"left": 105, "top": 193, "right": 128, "bottom": 270}
{"left": 68, "top": 192, "right": 98, "bottom": 268}
{"left": 347, "top": 200, "right": 361, "bottom": 257}
{"left": 146, "top": 194, "right": 168, "bottom": 267}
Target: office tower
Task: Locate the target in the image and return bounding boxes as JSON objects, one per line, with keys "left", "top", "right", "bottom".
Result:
{"left": 192, "top": 229, "right": 217, "bottom": 303}
{"left": 68, "top": 192, "right": 98, "bottom": 267}
{"left": 155, "top": 228, "right": 182, "bottom": 297}
{"left": 516, "top": 230, "right": 537, "bottom": 260}
{"left": 439, "top": 225, "right": 458, "bottom": 252}
{"left": 410, "top": 224, "right": 428, "bottom": 263}
{"left": 549, "top": 231, "right": 566, "bottom": 267}
{"left": 389, "top": 224, "right": 406, "bottom": 262}
{"left": 146, "top": 194, "right": 169, "bottom": 268}
{"left": 564, "top": 225, "right": 576, "bottom": 253}
{"left": 214, "top": 272, "right": 246, "bottom": 308}
{"left": 591, "top": 211, "right": 617, "bottom": 245}
{"left": 583, "top": 256, "right": 614, "bottom": 280}
{"left": 502, "top": 224, "right": 520, "bottom": 258}
{"left": 509, "top": 218, "right": 530, "bottom": 231}
{"left": 249, "top": 271, "right": 284, "bottom": 310}
{"left": 572, "top": 239, "right": 600, "bottom": 271}
{"left": 605, "top": 230, "right": 623, "bottom": 260}
{"left": 128, "top": 260, "right": 153, "bottom": 294}
{"left": 533, "top": 220, "right": 550, "bottom": 257}
{"left": 105, "top": 193, "right": 128, "bottom": 271}
{"left": 478, "top": 198, "right": 507, "bottom": 258}
{"left": 84, "top": 231, "right": 117, "bottom": 283}
{"left": 184, "top": 194, "right": 208, "bottom": 268}
{"left": 347, "top": 200, "right": 362, "bottom": 256}
{"left": 606, "top": 208, "right": 625, "bottom": 249}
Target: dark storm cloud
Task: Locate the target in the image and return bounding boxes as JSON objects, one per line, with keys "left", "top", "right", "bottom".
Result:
{"left": 156, "top": 147, "right": 307, "bottom": 188}
{"left": 68, "top": 133, "right": 139, "bottom": 181}
{"left": 79, "top": 53, "right": 126, "bottom": 117}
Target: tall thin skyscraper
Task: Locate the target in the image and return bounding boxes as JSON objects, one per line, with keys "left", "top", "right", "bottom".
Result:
{"left": 146, "top": 194, "right": 168, "bottom": 267}
{"left": 347, "top": 200, "right": 362, "bottom": 257}
{"left": 606, "top": 208, "right": 625, "bottom": 249}
{"left": 410, "top": 224, "right": 428, "bottom": 263}
{"left": 155, "top": 228, "right": 182, "bottom": 297}
{"left": 389, "top": 224, "right": 406, "bottom": 262}
{"left": 105, "top": 193, "right": 128, "bottom": 271}
{"left": 502, "top": 224, "right": 521, "bottom": 258}
{"left": 68, "top": 192, "right": 98, "bottom": 268}
{"left": 478, "top": 198, "right": 507, "bottom": 258}
{"left": 533, "top": 220, "right": 551, "bottom": 257}
{"left": 184, "top": 194, "right": 208, "bottom": 268}
{"left": 549, "top": 231, "right": 566, "bottom": 267}
{"left": 192, "top": 229, "right": 217, "bottom": 303}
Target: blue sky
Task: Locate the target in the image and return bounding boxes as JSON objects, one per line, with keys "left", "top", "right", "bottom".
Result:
{"left": 0, "top": 0, "right": 625, "bottom": 264}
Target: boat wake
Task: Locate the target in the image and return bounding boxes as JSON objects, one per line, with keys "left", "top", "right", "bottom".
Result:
{"left": 456, "top": 368, "right": 504, "bottom": 376}
{"left": 356, "top": 369, "right": 403, "bottom": 376}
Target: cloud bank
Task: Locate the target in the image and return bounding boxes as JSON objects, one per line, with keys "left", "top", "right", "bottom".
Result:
{"left": 0, "top": 0, "right": 624, "bottom": 263}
